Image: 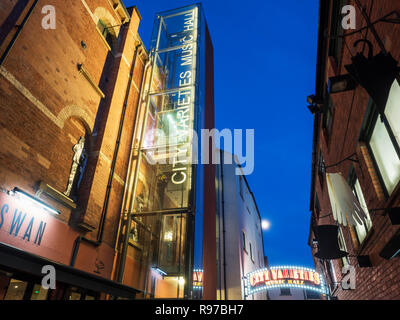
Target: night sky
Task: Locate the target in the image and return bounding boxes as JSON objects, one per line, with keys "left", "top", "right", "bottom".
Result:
{"left": 125, "top": 0, "right": 319, "bottom": 268}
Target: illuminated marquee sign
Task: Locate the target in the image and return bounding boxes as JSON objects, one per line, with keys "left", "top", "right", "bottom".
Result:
{"left": 193, "top": 269, "right": 203, "bottom": 288}
{"left": 245, "top": 266, "right": 326, "bottom": 297}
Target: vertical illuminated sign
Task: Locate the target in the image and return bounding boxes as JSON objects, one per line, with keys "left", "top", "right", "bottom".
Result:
{"left": 119, "top": 5, "right": 205, "bottom": 295}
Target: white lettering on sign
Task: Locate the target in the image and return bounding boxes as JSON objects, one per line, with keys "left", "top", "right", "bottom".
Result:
{"left": 170, "top": 9, "right": 198, "bottom": 186}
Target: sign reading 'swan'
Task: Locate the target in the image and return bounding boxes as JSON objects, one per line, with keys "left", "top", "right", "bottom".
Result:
{"left": 0, "top": 192, "right": 47, "bottom": 246}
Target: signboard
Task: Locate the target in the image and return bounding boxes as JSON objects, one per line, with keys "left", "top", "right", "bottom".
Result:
{"left": 193, "top": 269, "right": 203, "bottom": 288}
{"left": 245, "top": 266, "right": 326, "bottom": 297}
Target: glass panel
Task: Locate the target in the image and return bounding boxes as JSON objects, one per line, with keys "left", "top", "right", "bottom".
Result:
{"left": 353, "top": 179, "right": 373, "bottom": 244}
{"left": 30, "top": 284, "right": 49, "bottom": 300}
{"left": 123, "top": 4, "right": 205, "bottom": 299}
{"left": 4, "top": 279, "right": 28, "bottom": 300}
{"left": 134, "top": 151, "right": 192, "bottom": 212}
{"left": 155, "top": 276, "right": 184, "bottom": 298}
{"left": 338, "top": 228, "right": 349, "bottom": 266}
{"left": 385, "top": 80, "right": 400, "bottom": 146}
{"left": 68, "top": 288, "right": 81, "bottom": 300}
{"left": 158, "top": 214, "right": 187, "bottom": 274}
{"left": 369, "top": 117, "right": 400, "bottom": 194}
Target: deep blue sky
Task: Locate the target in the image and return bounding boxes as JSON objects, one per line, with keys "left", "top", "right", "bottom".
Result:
{"left": 126, "top": 0, "right": 319, "bottom": 268}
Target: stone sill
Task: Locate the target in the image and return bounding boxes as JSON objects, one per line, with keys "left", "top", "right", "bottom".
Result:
{"left": 37, "top": 181, "right": 77, "bottom": 209}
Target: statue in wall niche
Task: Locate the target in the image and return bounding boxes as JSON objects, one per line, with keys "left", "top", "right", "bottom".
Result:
{"left": 64, "top": 136, "right": 88, "bottom": 199}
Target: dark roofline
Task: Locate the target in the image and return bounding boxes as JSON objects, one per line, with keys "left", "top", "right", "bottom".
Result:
{"left": 309, "top": 0, "right": 330, "bottom": 212}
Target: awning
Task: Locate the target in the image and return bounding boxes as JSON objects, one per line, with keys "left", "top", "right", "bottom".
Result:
{"left": 0, "top": 242, "right": 142, "bottom": 299}
{"left": 326, "top": 173, "right": 368, "bottom": 226}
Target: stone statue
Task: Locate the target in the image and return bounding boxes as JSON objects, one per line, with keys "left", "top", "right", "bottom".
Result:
{"left": 64, "top": 137, "right": 87, "bottom": 197}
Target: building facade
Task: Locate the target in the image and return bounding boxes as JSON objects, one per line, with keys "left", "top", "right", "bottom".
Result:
{"left": 216, "top": 150, "right": 266, "bottom": 300}
{"left": 308, "top": 0, "right": 400, "bottom": 300}
{"left": 0, "top": 1, "right": 220, "bottom": 300}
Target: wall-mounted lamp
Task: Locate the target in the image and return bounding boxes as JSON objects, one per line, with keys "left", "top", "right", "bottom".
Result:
{"left": 307, "top": 94, "right": 323, "bottom": 114}
{"left": 11, "top": 187, "right": 60, "bottom": 215}
{"left": 328, "top": 74, "right": 357, "bottom": 94}
{"left": 344, "top": 39, "right": 399, "bottom": 114}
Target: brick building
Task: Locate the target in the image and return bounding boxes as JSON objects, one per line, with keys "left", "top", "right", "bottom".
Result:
{"left": 308, "top": 0, "right": 400, "bottom": 300}
{"left": 0, "top": 1, "right": 222, "bottom": 300}
{"left": 0, "top": 0, "right": 148, "bottom": 300}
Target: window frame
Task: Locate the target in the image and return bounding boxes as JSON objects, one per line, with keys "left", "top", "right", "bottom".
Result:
{"left": 242, "top": 230, "right": 247, "bottom": 254}
{"left": 360, "top": 99, "right": 400, "bottom": 197}
{"left": 328, "top": 0, "right": 347, "bottom": 70}
{"left": 318, "top": 151, "right": 326, "bottom": 188}
{"left": 338, "top": 227, "right": 350, "bottom": 268}
{"left": 348, "top": 168, "right": 373, "bottom": 246}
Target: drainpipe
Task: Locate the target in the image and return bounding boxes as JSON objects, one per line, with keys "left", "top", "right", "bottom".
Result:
{"left": 112, "top": 56, "right": 150, "bottom": 281}
{"left": 70, "top": 33, "right": 141, "bottom": 266}
{"left": 117, "top": 16, "right": 163, "bottom": 284}
{"left": 0, "top": 0, "right": 39, "bottom": 66}
{"left": 219, "top": 149, "right": 228, "bottom": 300}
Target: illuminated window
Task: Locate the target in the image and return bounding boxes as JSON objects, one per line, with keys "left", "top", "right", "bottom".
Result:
{"left": 348, "top": 171, "right": 372, "bottom": 245}
{"left": 361, "top": 95, "right": 400, "bottom": 196}
{"left": 4, "top": 279, "right": 28, "bottom": 300}
{"left": 30, "top": 284, "right": 49, "bottom": 300}
{"left": 338, "top": 227, "right": 349, "bottom": 267}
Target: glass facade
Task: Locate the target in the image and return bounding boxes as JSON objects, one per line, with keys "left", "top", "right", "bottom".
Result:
{"left": 121, "top": 4, "right": 208, "bottom": 299}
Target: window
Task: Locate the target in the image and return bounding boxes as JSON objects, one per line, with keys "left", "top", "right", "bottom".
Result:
{"left": 239, "top": 176, "right": 244, "bottom": 200}
{"left": 30, "top": 284, "right": 49, "bottom": 300}
{"left": 328, "top": 260, "right": 337, "bottom": 292}
{"left": 318, "top": 152, "right": 326, "bottom": 187}
{"left": 329, "top": 0, "right": 347, "bottom": 67}
{"left": 315, "top": 193, "right": 321, "bottom": 218}
{"left": 242, "top": 231, "right": 247, "bottom": 253}
{"left": 322, "top": 94, "right": 334, "bottom": 134}
{"left": 349, "top": 170, "right": 373, "bottom": 245}
{"left": 249, "top": 243, "right": 254, "bottom": 262}
{"left": 4, "top": 279, "right": 28, "bottom": 300}
{"left": 97, "top": 19, "right": 114, "bottom": 49}
{"left": 280, "top": 288, "right": 291, "bottom": 296}
{"left": 338, "top": 227, "right": 349, "bottom": 267}
{"left": 361, "top": 96, "right": 400, "bottom": 196}
{"left": 385, "top": 80, "right": 400, "bottom": 146}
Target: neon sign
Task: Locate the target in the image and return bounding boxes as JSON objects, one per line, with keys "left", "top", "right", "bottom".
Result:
{"left": 193, "top": 269, "right": 203, "bottom": 288}
{"left": 245, "top": 266, "right": 326, "bottom": 297}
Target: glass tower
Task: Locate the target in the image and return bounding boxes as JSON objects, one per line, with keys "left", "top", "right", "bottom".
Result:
{"left": 118, "top": 4, "right": 209, "bottom": 299}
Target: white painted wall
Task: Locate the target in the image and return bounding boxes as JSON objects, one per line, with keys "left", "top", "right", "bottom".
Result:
{"left": 216, "top": 150, "right": 266, "bottom": 300}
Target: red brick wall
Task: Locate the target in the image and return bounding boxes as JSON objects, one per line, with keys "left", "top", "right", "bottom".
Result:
{"left": 311, "top": 0, "right": 400, "bottom": 300}
{"left": 0, "top": 0, "right": 145, "bottom": 282}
